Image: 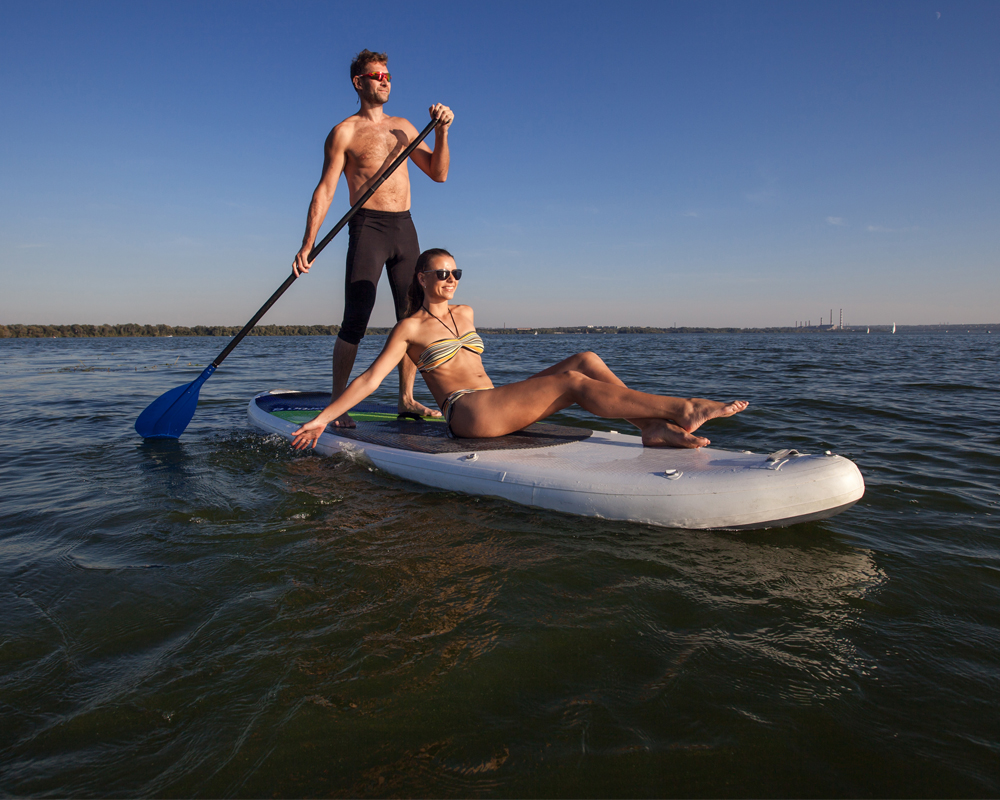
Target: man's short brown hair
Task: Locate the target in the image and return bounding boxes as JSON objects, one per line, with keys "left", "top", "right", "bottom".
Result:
{"left": 350, "top": 49, "right": 388, "bottom": 83}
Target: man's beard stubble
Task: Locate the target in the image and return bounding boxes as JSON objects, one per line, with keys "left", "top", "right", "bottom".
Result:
{"left": 360, "top": 83, "right": 388, "bottom": 107}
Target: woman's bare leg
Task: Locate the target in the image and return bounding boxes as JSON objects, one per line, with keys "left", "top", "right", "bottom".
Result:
{"left": 529, "top": 351, "right": 663, "bottom": 433}
{"left": 449, "top": 368, "right": 747, "bottom": 447}
{"left": 528, "top": 351, "right": 626, "bottom": 385}
{"left": 527, "top": 351, "right": 745, "bottom": 445}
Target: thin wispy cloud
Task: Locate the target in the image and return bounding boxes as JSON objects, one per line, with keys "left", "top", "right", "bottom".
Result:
{"left": 826, "top": 216, "right": 846, "bottom": 226}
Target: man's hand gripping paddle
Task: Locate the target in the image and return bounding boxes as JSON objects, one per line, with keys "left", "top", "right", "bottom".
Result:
{"left": 135, "top": 115, "right": 440, "bottom": 439}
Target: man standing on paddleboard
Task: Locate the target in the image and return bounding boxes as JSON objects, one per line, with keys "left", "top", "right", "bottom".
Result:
{"left": 292, "top": 49, "right": 454, "bottom": 427}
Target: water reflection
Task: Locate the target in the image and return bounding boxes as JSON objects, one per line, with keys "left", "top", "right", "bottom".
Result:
{"left": 224, "top": 454, "right": 890, "bottom": 793}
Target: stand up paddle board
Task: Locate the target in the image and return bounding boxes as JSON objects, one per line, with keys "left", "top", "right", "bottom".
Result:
{"left": 249, "top": 390, "right": 864, "bottom": 530}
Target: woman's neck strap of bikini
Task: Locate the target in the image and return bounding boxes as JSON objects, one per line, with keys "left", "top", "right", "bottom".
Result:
{"left": 422, "top": 304, "right": 459, "bottom": 338}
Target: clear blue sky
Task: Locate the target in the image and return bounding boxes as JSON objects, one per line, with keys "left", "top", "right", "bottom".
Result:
{"left": 2, "top": 0, "right": 997, "bottom": 328}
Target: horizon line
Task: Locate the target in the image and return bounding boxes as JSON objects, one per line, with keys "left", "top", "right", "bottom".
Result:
{"left": 2, "top": 321, "right": 997, "bottom": 339}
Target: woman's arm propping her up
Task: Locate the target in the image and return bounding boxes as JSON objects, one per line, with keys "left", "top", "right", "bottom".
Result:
{"left": 291, "top": 322, "right": 415, "bottom": 450}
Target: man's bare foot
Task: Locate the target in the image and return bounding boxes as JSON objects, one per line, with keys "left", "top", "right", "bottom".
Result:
{"left": 678, "top": 399, "right": 749, "bottom": 433}
{"left": 330, "top": 412, "right": 355, "bottom": 428}
{"left": 639, "top": 419, "right": 710, "bottom": 448}
{"left": 399, "top": 399, "right": 442, "bottom": 419}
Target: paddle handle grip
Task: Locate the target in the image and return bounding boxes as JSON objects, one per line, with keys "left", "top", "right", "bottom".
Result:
{"left": 212, "top": 114, "right": 442, "bottom": 368}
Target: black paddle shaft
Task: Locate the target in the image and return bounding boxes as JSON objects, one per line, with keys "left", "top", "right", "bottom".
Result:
{"left": 211, "top": 115, "right": 441, "bottom": 368}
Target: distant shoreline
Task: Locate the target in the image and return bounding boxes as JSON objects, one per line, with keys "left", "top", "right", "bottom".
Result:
{"left": 1, "top": 323, "right": 995, "bottom": 338}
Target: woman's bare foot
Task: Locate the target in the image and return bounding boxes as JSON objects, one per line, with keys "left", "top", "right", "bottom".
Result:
{"left": 399, "top": 399, "right": 442, "bottom": 418}
{"left": 678, "top": 399, "right": 748, "bottom": 433}
{"left": 639, "top": 419, "right": 710, "bottom": 448}
{"left": 330, "top": 412, "right": 355, "bottom": 428}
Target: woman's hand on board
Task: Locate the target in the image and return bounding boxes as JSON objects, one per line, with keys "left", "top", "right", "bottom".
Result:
{"left": 292, "top": 418, "right": 327, "bottom": 450}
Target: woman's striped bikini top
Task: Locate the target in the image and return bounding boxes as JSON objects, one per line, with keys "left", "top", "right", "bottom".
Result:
{"left": 414, "top": 331, "right": 485, "bottom": 373}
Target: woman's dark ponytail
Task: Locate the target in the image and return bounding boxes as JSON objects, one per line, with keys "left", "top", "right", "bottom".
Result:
{"left": 405, "top": 248, "right": 453, "bottom": 316}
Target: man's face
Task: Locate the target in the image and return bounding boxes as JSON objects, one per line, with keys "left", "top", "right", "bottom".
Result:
{"left": 355, "top": 62, "right": 391, "bottom": 105}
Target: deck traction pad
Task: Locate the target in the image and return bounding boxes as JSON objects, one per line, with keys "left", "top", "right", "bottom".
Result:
{"left": 256, "top": 392, "right": 593, "bottom": 454}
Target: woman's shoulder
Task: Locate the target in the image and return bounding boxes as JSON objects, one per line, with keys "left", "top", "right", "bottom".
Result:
{"left": 449, "top": 304, "right": 474, "bottom": 322}
{"left": 392, "top": 314, "right": 426, "bottom": 339}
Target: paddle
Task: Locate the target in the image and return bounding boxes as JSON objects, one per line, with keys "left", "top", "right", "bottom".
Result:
{"left": 135, "top": 115, "right": 442, "bottom": 439}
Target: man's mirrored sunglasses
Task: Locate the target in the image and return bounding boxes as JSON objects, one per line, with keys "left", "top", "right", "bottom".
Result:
{"left": 359, "top": 71, "right": 391, "bottom": 82}
{"left": 422, "top": 268, "right": 462, "bottom": 281}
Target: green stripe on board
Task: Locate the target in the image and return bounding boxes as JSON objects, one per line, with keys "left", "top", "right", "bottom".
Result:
{"left": 271, "top": 410, "right": 321, "bottom": 423}
{"left": 270, "top": 410, "right": 445, "bottom": 424}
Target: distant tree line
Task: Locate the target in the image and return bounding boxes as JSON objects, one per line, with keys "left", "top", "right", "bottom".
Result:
{"left": 0, "top": 323, "right": 349, "bottom": 338}
{"left": 1, "top": 323, "right": 759, "bottom": 338}
{"left": 2, "top": 323, "right": 993, "bottom": 339}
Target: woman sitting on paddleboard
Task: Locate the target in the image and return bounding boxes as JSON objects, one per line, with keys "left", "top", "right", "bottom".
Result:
{"left": 292, "top": 248, "right": 748, "bottom": 450}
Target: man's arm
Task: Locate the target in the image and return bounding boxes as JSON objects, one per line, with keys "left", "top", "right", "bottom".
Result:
{"left": 407, "top": 103, "right": 454, "bottom": 183}
{"left": 293, "top": 123, "right": 351, "bottom": 276}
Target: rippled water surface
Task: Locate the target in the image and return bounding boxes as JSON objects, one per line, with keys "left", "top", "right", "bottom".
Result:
{"left": 2, "top": 332, "right": 998, "bottom": 797}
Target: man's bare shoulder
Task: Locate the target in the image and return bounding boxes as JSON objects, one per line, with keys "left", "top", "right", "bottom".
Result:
{"left": 387, "top": 113, "right": 417, "bottom": 127}
{"left": 327, "top": 114, "right": 363, "bottom": 144}
{"left": 382, "top": 114, "right": 419, "bottom": 137}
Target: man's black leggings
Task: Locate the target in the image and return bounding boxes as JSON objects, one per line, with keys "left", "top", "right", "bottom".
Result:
{"left": 338, "top": 208, "right": 420, "bottom": 345}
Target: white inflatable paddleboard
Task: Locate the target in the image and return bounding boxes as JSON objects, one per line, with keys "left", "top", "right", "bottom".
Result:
{"left": 249, "top": 391, "right": 864, "bottom": 530}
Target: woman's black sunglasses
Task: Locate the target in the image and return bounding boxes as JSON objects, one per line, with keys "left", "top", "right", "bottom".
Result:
{"left": 422, "top": 268, "right": 462, "bottom": 281}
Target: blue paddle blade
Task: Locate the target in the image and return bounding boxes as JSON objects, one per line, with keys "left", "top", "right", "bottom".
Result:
{"left": 135, "top": 365, "right": 216, "bottom": 439}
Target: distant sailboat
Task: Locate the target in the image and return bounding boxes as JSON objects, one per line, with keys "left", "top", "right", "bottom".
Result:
{"left": 866, "top": 327, "right": 870, "bottom": 334}
{"left": 892, "top": 322, "right": 896, "bottom": 334}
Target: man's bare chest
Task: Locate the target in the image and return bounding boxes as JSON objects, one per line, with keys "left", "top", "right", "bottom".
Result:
{"left": 347, "top": 125, "right": 407, "bottom": 172}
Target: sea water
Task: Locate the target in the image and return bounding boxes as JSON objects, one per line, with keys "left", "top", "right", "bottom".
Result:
{"left": 1, "top": 332, "right": 998, "bottom": 797}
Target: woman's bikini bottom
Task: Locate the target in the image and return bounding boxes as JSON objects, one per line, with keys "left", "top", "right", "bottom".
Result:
{"left": 441, "top": 387, "right": 493, "bottom": 435}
